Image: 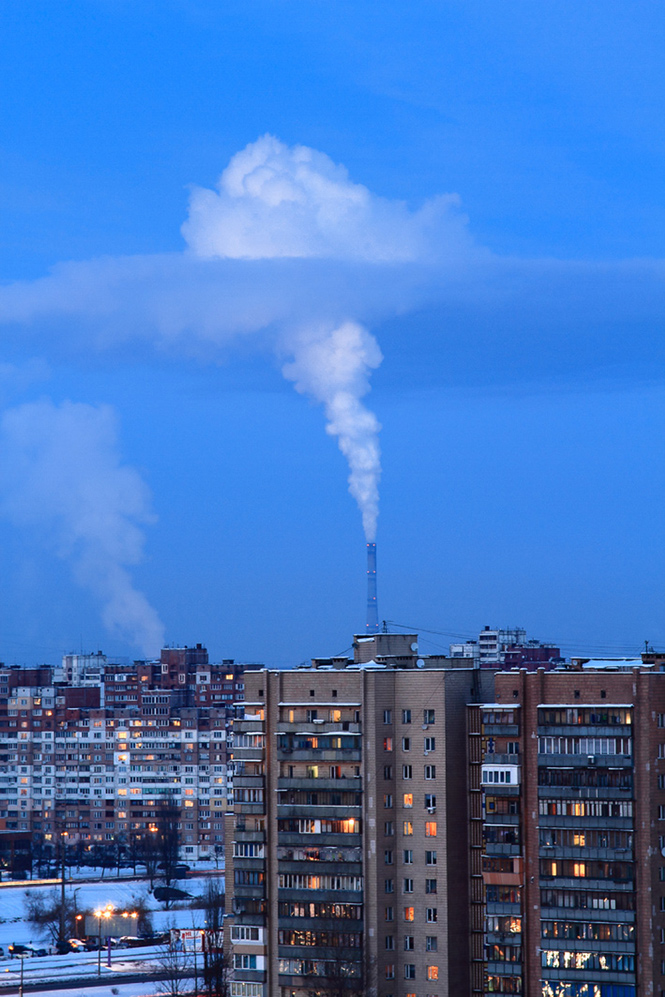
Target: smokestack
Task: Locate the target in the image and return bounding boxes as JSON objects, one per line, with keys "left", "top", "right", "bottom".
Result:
{"left": 366, "top": 542, "right": 378, "bottom": 634}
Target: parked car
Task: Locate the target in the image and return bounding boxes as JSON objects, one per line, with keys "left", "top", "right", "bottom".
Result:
{"left": 153, "top": 886, "right": 191, "bottom": 902}
{"left": 117, "top": 936, "right": 150, "bottom": 948}
{"left": 0, "top": 947, "right": 5, "bottom": 958}
{"left": 55, "top": 940, "right": 82, "bottom": 955}
{"left": 35, "top": 949, "right": 48, "bottom": 958}
{"left": 83, "top": 938, "right": 101, "bottom": 951}
{"left": 8, "top": 945, "right": 37, "bottom": 958}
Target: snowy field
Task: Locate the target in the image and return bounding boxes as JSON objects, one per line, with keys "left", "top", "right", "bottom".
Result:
{"left": 0, "top": 871, "right": 225, "bottom": 992}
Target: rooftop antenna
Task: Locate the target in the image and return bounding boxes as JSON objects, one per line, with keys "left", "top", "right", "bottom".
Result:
{"left": 366, "top": 542, "right": 379, "bottom": 634}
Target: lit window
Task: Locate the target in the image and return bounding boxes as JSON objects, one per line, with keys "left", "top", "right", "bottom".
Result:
{"left": 427, "top": 966, "right": 439, "bottom": 980}
{"left": 384, "top": 738, "right": 393, "bottom": 752}
{"left": 425, "top": 822, "right": 437, "bottom": 837}
{"left": 403, "top": 821, "right": 413, "bottom": 836}
{"left": 403, "top": 794, "right": 413, "bottom": 808}
{"left": 404, "top": 907, "right": 415, "bottom": 921}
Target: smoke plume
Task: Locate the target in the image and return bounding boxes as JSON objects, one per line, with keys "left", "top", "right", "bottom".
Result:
{"left": 282, "top": 322, "right": 382, "bottom": 540}
{"left": 0, "top": 400, "right": 165, "bottom": 655}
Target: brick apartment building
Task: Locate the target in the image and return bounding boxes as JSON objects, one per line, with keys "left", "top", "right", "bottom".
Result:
{"left": 226, "top": 631, "right": 494, "bottom": 997}
{"left": 0, "top": 644, "right": 255, "bottom": 871}
{"left": 468, "top": 661, "right": 665, "bottom": 997}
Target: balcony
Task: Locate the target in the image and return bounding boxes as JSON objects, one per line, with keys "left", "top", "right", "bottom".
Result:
{"left": 277, "top": 778, "right": 361, "bottom": 792}
{"left": 276, "top": 722, "right": 361, "bottom": 735}
{"left": 276, "top": 804, "right": 361, "bottom": 819}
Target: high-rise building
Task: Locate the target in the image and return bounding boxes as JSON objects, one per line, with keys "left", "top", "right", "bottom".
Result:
{"left": 468, "top": 662, "right": 664, "bottom": 997}
{"left": 226, "top": 632, "right": 494, "bottom": 997}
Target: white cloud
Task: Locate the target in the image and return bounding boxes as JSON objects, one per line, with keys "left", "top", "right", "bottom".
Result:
{"left": 182, "top": 133, "right": 470, "bottom": 263}
{"left": 0, "top": 400, "right": 165, "bottom": 656}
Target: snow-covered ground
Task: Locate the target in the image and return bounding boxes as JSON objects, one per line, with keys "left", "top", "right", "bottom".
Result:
{"left": 0, "top": 870, "right": 225, "bottom": 988}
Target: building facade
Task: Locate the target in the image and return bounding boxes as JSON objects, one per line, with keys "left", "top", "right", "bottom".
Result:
{"left": 0, "top": 645, "right": 254, "bottom": 870}
{"left": 226, "top": 632, "right": 494, "bottom": 997}
{"left": 468, "top": 664, "right": 665, "bottom": 997}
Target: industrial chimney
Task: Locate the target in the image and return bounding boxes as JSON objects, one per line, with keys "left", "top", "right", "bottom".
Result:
{"left": 366, "top": 542, "right": 378, "bottom": 633}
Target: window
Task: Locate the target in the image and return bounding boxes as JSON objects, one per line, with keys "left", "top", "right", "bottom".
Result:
{"left": 426, "top": 879, "right": 437, "bottom": 894}
{"left": 385, "top": 879, "right": 394, "bottom": 894}
{"left": 402, "top": 737, "right": 410, "bottom": 751}
{"left": 404, "top": 907, "right": 415, "bottom": 921}
{"left": 404, "top": 965, "right": 416, "bottom": 980}
{"left": 385, "top": 936, "right": 395, "bottom": 950}
{"left": 426, "top": 850, "right": 437, "bottom": 865}
{"left": 424, "top": 709, "right": 435, "bottom": 724}
{"left": 385, "top": 965, "right": 395, "bottom": 980}
{"left": 385, "top": 907, "right": 394, "bottom": 921}
{"left": 425, "top": 822, "right": 437, "bottom": 837}
{"left": 384, "top": 794, "right": 394, "bottom": 808}
{"left": 385, "top": 821, "right": 395, "bottom": 836}
{"left": 425, "top": 765, "right": 436, "bottom": 780}
{"left": 403, "top": 878, "right": 414, "bottom": 893}
{"left": 425, "top": 794, "right": 437, "bottom": 811}
{"left": 404, "top": 936, "right": 414, "bottom": 950}
{"left": 659, "top": 714, "right": 665, "bottom": 728}
{"left": 384, "top": 850, "right": 393, "bottom": 865}
{"left": 426, "top": 908, "right": 438, "bottom": 923}
{"left": 384, "top": 765, "right": 393, "bottom": 779}
{"left": 402, "top": 710, "right": 411, "bottom": 724}
{"left": 403, "top": 849, "right": 413, "bottom": 864}
{"left": 384, "top": 710, "right": 392, "bottom": 724}
{"left": 427, "top": 966, "right": 439, "bottom": 981}
{"left": 306, "top": 710, "right": 318, "bottom": 722}
{"left": 403, "top": 794, "right": 413, "bottom": 808}
{"left": 426, "top": 936, "right": 438, "bottom": 952}
{"left": 384, "top": 738, "right": 393, "bottom": 752}
{"left": 403, "top": 821, "right": 413, "bottom": 835}
{"left": 424, "top": 737, "right": 436, "bottom": 752}
{"left": 403, "top": 764, "right": 413, "bottom": 779}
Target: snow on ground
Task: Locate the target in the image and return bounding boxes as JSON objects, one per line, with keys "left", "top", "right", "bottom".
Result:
{"left": 0, "top": 872, "right": 224, "bottom": 951}
{"left": 26, "top": 982, "right": 166, "bottom": 997}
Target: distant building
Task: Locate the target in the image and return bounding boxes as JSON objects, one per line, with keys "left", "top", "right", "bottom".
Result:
{"left": 450, "top": 626, "right": 562, "bottom": 671}
{"left": 0, "top": 643, "right": 258, "bottom": 870}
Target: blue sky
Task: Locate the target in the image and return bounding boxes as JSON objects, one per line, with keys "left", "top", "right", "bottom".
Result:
{"left": 0, "top": 0, "right": 663, "bottom": 666}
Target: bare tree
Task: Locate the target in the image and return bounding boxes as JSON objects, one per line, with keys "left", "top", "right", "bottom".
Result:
{"left": 24, "top": 888, "right": 79, "bottom": 944}
{"left": 157, "top": 797, "right": 181, "bottom": 888}
{"left": 201, "top": 880, "right": 228, "bottom": 997}
{"left": 157, "top": 932, "right": 192, "bottom": 997}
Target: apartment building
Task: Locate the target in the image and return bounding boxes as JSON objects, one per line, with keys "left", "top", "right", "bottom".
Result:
{"left": 226, "top": 632, "right": 494, "bottom": 997}
{"left": 468, "top": 663, "right": 665, "bottom": 997}
{"left": 0, "top": 644, "right": 254, "bottom": 870}
{"left": 450, "top": 628, "right": 562, "bottom": 672}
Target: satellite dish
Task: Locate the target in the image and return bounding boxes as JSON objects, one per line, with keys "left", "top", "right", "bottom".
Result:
{"left": 416, "top": 659, "right": 425, "bottom": 669}
{"left": 410, "top": 643, "right": 418, "bottom": 653}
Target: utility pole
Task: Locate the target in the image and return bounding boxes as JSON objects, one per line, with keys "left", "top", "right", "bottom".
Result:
{"left": 59, "top": 829, "right": 66, "bottom": 943}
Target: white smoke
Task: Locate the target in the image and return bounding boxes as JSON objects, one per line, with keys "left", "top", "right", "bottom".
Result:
{"left": 0, "top": 399, "right": 165, "bottom": 656}
{"left": 282, "top": 322, "right": 383, "bottom": 540}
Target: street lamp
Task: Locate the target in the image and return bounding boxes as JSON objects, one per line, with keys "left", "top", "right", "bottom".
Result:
{"left": 17, "top": 954, "right": 25, "bottom": 997}
{"left": 94, "top": 907, "right": 113, "bottom": 978}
